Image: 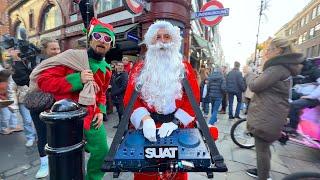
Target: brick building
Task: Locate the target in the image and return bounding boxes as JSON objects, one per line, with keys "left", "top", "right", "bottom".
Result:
{"left": 7, "top": 0, "right": 223, "bottom": 67}
{"left": 275, "top": 0, "right": 320, "bottom": 58}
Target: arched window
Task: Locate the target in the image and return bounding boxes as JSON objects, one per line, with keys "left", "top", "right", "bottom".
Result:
{"left": 41, "top": 4, "right": 63, "bottom": 31}
{"left": 15, "top": 22, "right": 26, "bottom": 40}
{"left": 96, "top": 0, "right": 122, "bottom": 14}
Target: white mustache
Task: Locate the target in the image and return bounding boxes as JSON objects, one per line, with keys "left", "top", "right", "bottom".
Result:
{"left": 149, "top": 42, "right": 174, "bottom": 50}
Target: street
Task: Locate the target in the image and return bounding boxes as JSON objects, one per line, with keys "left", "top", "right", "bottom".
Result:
{"left": 1, "top": 110, "right": 319, "bottom": 180}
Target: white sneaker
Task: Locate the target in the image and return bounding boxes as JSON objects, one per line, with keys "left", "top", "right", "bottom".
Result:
{"left": 35, "top": 158, "right": 49, "bottom": 178}
{"left": 25, "top": 139, "right": 34, "bottom": 147}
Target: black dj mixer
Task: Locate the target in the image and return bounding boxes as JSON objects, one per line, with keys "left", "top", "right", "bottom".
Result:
{"left": 106, "top": 128, "right": 214, "bottom": 173}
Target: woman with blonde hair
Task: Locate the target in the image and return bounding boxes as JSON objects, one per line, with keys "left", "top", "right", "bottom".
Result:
{"left": 245, "top": 37, "right": 305, "bottom": 180}
{"left": 11, "top": 37, "right": 60, "bottom": 179}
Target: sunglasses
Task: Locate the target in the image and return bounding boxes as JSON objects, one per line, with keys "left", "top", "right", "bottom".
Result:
{"left": 92, "top": 32, "right": 112, "bottom": 43}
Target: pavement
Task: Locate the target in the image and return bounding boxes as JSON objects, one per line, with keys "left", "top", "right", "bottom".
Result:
{"left": 0, "top": 108, "right": 320, "bottom": 180}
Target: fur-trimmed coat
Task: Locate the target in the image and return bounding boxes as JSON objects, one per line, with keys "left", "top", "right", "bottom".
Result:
{"left": 246, "top": 53, "right": 304, "bottom": 142}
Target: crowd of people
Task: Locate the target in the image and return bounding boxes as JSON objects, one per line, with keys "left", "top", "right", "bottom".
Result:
{"left": 0, "top": 18, "right": 319, "bottom": 180}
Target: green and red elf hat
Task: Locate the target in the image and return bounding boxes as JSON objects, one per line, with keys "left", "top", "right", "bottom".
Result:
{"left": 83, "top": 17, "right": 116, "bottom": 47}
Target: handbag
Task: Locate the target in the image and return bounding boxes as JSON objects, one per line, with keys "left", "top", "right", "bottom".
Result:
{"left": 24, "top": 90, "right": 55, "bottom": 112}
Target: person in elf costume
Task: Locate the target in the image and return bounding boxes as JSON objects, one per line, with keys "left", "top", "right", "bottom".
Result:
{"left": 35, "top": 18, "right": 114, "bottom": 180}
{"left": 123, "top": 20, "right": 200, "bottom": 180}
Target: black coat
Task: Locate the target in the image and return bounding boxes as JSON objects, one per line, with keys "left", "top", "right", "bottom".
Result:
{"left": 208, "top": 71, "right": 226, "bottom": 98}
{"left": 226, "top": 68, "right": 246, "bottom": 94}
{"left": 110, "top": 71, "right": 128, "bottom": 103}
{"left": 12, "top": 55, "right": 45, "bottom": 86}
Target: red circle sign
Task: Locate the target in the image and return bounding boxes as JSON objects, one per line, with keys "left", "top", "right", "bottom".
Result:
{"left": 200, "top": 0, "right": 224, "bottom": 26}
{"left": 123, "top": 0, "right": 143, "bottom": 14}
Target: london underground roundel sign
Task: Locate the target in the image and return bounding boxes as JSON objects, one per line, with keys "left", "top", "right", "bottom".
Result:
{"left": 200, "top": 0, "right": 225, "bottom": 26}
{"left": 123, "top": 0, "right": 144, "bottom": 14}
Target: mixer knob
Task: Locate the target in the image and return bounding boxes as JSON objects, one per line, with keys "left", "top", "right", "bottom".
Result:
{"left": 197, "top": 152, "right": 200, "bottom": 156}
{"left": 203, "top": 152, "right": 206, "bottom": 156}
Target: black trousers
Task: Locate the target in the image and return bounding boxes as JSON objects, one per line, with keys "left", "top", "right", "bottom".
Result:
{"left": 114, "top": 102, "right": 124, "bottom": 124}
{"left": 30, "top": 110, "right": 47, "bottom": 157}
{"left": 221, "top": 93, "right": 227, "bottom": 111}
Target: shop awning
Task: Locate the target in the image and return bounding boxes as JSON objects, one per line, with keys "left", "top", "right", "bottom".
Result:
{"left": 192, "top": 34, "right": 211, "bottom": 58}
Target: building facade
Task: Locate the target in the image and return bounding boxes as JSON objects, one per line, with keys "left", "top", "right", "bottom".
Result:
{"left": 7, "top": 0, "right": 223, "bottom": 68}
{"left": 0, "top": 0, "right": 15, "bottom": 36}
{"left": 275, "top": 0, "right": 320, "bottom": 58}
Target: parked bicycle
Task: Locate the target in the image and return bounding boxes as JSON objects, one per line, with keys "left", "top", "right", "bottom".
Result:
{"left": 230, "top": 106, "right": 320, "bottom": 150}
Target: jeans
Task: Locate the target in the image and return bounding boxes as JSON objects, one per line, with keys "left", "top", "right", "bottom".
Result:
{"left": 18, "top": 103, "right": 36, "bottom": 141}
{"left": 0, "top": 107, "right": 19, "bottom": 131}
{"left": 30, "top": 110, "right": 47, "bottom": 157}
{"left": 208, "top": 98, "right": 222, "bottom": 125}
{"left": 288, "top": 98, "right": 320, "bottom": 129}
{"left": 228, "top": 93, "right": 242, "bottom": 117}
{"left": 202, "top": 102, "right": 210, "bottom": 115}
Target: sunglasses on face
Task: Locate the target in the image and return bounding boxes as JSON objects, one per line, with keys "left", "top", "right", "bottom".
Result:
{"left": 92, "top": 32, "right": 112, "bottom": 43}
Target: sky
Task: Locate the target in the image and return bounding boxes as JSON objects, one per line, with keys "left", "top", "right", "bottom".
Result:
{"left": 219, "top": 0, "right": 312, "bottom": 65}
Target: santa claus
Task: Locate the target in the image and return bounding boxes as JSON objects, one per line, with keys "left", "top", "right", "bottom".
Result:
{"left": 123, "top": 20, "right": 200, "bottom": 180}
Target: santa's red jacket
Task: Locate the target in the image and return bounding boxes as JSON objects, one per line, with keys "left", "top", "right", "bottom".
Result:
{"left": 37, "top": 59, "right": 112, "bottom": 130}
{"left": 123, "top": 61, "right": 200, "bottom": 128}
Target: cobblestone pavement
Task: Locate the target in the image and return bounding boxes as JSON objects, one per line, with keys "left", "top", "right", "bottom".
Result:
{"left": 1, "top": 109, "right": 319, "bottom": 180}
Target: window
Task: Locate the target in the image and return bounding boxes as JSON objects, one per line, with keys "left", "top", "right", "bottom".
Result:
{"left": 302, "top": 31, "right": 308, "bottom": 42}
{"left": 306, "top": 13, "right": 310, "bottom": 24}
{"left": 70, "top": 2, "right": 79, "bottom": 14}
{"left": 315, "top": 23, "right": 320, "bottom": 36}
{"left": 311, "top": 45, "right": 318, "bottom": 57}
{"left": 29, "top": 9, "right": 34, "bottom": 29}
{"left": 298, "top": 35, "right": 303, "bottom": 44}
{"left": 309, "top": 27, "right": 315, "bottom": 38}
{"left": 41, "top": 5, "right": 63, "bottom": 31}
{"left": 312, "top": 7, "right": 317, "bottom": 19}
{"left": 70, "top": 14, "right": 78, "bottom": 22}
{"left": 15, "top": 22, "right": 26, "bottom": 39}
{"left": 300, "top": 17, "right": 305, "bottom": 27}
{"left": 317, "top": 4, "right": 320, "bottom": 16}
{"left": 96, "top": 0, "right": 123, "bottom": 14}
{"left": 306, "top": 48, "right": 310, "bottom": 58}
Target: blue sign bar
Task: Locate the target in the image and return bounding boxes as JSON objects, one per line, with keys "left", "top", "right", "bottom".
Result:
{"left": 127, "top": 33, "right": 139, "bottom": 42}
{"left": 194, "top": 8, "right": 229, "bottom": 18}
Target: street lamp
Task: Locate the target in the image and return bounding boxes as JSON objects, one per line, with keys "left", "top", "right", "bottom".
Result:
{"left": 253, "top": 0, "right": 268, "bottom": 65}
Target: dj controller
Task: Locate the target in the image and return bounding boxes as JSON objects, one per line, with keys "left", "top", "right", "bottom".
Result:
{"left": 104, "top": 128, "right": 214, "bottom": 173}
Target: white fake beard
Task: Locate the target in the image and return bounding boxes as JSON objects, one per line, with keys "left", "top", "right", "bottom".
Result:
{"left": 136, "top": 42, "right": 185, "bottom": 113}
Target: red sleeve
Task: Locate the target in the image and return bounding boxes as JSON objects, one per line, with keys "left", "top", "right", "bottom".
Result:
{"left": 37, "top": 66, "right": 74, "bottom": 94}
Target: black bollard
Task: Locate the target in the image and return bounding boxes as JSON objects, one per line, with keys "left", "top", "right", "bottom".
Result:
{"left": 40, "top": 99, "right": 87, "bottom": 180}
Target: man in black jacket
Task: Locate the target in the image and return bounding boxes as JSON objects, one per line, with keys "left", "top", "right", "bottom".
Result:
{"left": 226, "top": 61, "right": 246, "bottom": 119}
{"left": 111, "top": 62, "right": 128, "bottom": 128}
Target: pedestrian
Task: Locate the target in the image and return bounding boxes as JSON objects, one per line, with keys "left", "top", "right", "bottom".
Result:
{"left": 0, "top": 66, "right": 21, "bottom": 135}
{"left": 199, "top": 64, "right": 209, "bottom": 82}
{"left": 122, "top": 56, "right": 132, "bottom": 73}
{"left": 32, "top": 17, "right": 113, "bottom": 180}
{"left": 200, "top": 78, "right": 210, "bottom": 118}
{"left": 225, "top": 61, "right": 246, "bottom": 119}
{"left": 123, "top": 20, "right": 200, "bottom": 180}
{"left": 110, "top": 61, "right": 128, "bottom": 128}
{"left": 243, "top": 65, "right": 254, "bottom": 114}
{"left": 15, "top": 38, "right": 60, "bottom": 179}
{"left": 245, "top": 37, "right": 305, "bottom": 180}
{"left": 219, "top": 65, "right": 228, "bottom": 114}
{"left": 207, "top": 67, "right": 226, "bottom": 125}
